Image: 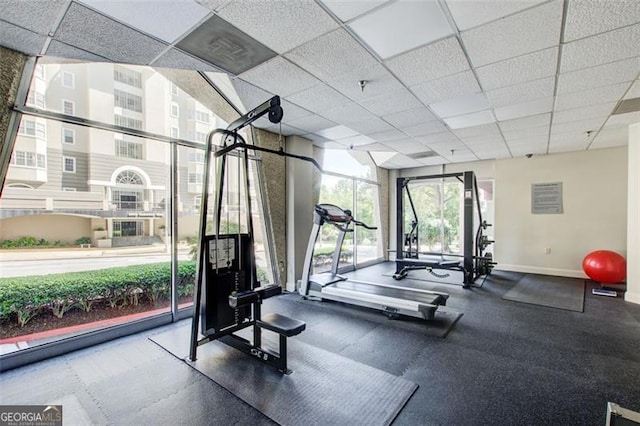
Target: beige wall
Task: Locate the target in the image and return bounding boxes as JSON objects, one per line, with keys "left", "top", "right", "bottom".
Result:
{"left": 397, "top": 147, "right": 628, "bottom": 278}
{"left": 1, "top": 214, "right": 91, "bottom": 243}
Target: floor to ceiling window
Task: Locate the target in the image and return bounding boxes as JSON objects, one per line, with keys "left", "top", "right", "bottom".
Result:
{"left": 0, "top": 61, "right": 276, "bottom": 358}
{"left": 315, "top": 150, "right": 383, "bottom": 274}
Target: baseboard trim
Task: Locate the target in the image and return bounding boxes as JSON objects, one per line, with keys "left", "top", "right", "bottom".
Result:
{"left": 496, "top": 264, "right": 587, "bottom": 279}
{"left": 624, "top": 291, "right": 640, "bottom": 305}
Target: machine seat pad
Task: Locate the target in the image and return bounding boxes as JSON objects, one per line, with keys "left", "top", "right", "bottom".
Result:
{"left": 257, "top": 313, "right": 306, "bottom": 337}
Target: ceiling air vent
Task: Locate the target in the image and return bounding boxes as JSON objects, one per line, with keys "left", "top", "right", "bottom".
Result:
{"left": 176, "top": 15, "right": 276, "bottom": 75}
{"left": 612, "top": 97, "right": 640, "bottom": 115}
{"left": 408, "top": 151, "right": 438, "bottom": 160}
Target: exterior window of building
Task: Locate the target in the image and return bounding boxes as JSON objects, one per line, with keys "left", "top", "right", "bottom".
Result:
{"left": 63, "top": 100, "right": 75, "bottom": 115}
{"left": 170, "top": 102, "right": 179, "bottom": 118}
{"left": 189, "top": 152, "right": 205, "bottom": 163}
{"left": 114, "top": 114, "right": 142, "bottom": 130}
{"left": 37, "top": 154, "right": 46, "bottom": 169}
{"left": 194, "top": 195, "right": 201, "bottom": 210}
{"left": 34, "top": 64, "right": 45, "bottom": 79}
{"left": 113, "top": 220, "right": 143, "bottom": 236}
{"left": 195, "top": 131, "right": 207, "bottom": 143}
{"left": 62, "top": 71, "right": 75, "bottom": 88}
{"left": 196, "top": 110, "right": 210, "bottom": 124}
{"left": 18, "top": 119, "right": 35, "bottom": 136}
{"left": 171, "top": 127, "right": 179, "bottom": 138}
{"left": 63, "top": 156, "right": 76, "bottom": 173}
{"left": 27, "top": 90, "right": 46, "bottom": 108}
{"left": 62, "top": 128, "right": 75, "bottom": 144}
{"left": 188, "top": 173, "right": 203, "bottom": 184}
{"left": 114, "top": 65, "right": 142, "bottom": 88}
{"left": 116, "top": 170, "right": 143, "bottom": 185}
{"left": 115, "top": 140, "right": 143, "bottom": 159}
{"left": 114, "top": 89, "right": 143, "bottom": 112}
{"left": 35, "top": 122, "right": 46, "bottom": 139}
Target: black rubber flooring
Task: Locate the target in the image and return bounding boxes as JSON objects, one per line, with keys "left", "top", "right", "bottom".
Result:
{"left": 2, "top": 263, "right": 640, "bottom": 425}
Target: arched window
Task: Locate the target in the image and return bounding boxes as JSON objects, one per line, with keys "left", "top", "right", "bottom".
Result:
{"left": 115, "top": 170, "right": 143, "bottom": 185}
{"left": 113, "top": 170, "right": 144, "bottom": 210}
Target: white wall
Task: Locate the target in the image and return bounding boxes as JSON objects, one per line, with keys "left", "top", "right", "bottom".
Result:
{"left": 495, "top": 148, "right": 627, "bottom": 277}
{"left": 394, "top": 147, "right": 628, "bottom": 278}
{"left": 627, "top": 124, "right": 640, "bottom": 304}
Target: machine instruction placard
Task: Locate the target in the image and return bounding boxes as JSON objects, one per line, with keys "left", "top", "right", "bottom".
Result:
{"left": 531, "top": 182, "right": 563, "bottom": 214}
{"left": 209, "top": 238, "right": 235, "bottom": 269}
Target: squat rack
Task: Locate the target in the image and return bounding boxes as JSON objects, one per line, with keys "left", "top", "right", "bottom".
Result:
{"left": 394, "top": 171, "right": 495, "bottom": 287}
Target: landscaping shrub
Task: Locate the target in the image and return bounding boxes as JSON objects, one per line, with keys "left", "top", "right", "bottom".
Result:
{"left": 0, "top": 261, "right": 196, "bottom": 327}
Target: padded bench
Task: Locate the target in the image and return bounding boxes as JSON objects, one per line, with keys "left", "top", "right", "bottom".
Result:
{"left": 257, "top": 312, "right": 306, "bottom": 373}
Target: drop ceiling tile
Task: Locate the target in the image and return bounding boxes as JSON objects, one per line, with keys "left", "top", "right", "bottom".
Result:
{"left": 370, "top": 151, "right": 400, "bottom": 166}
{"left": 564, "top": 0, "right": 640, "bottom": 42}
{"left": 498, "top": 113, "right": 551, "bottom": 132}
{"left": 462, "top": 0, "right": 562, "bottom": 67}
{"left": 474, "top": 145, "right": 512, "bottom": 160}
{"left": 555, "top": 82, "right": 629, "bottom": 111}
{"left": 443, "top": 110, "right": 495, "bottom": 129}
{"left": 486, "top": 77, "right": 555, "bottom": 108}
{"left": 353, "top": 142, "right": 395, "bottom": 152}
{"left": 382, "top": 107, "right": 439, "bottom": 128}
{"left": 319, "top": 102, "right": 378, "bottom": 125}
{"left": 417, "top": 156, "right": 449, "bottom": 166}
{"left": 348, "top": 118, "right": 394, "bottom": 134}
{"left": 338, "top": 134, "right": 376, "bottom": 147}
{"left": 553, "top": 103, "right": 616, "bottom": 124}
{"left": 286, "top": 115, "right": 337, "bottom": 133}
{"left": 358, "top": 89, "right": 422, "bottom": 116}
{"left": 476, "top": 47, "right": 558, "bottom": 91}
{"left": 1, "top": 0, "right": 67, "bottom": 34}
{"left": 315, "top": 125, "right": 359, "bottom": 140}
{"left": 321, "top": 140, "right": 350, "bottom": 150}
{"left": 508, "top": 141, "right": 548, "bottom": 157}
{"left": 548, "top": 138, "right": 590, "bottom": 154}
{"left": 238, "top": 57, "right": 320, "bottom": 97}
{"left": 551, "top": 118, "right": 606, "bottom": 136}
{"left": 0, "top": 21, "right": 47, "bottom": 56}
{"left": 385, "top": 37, "right": 470, "bottom": 86}
{"left": 557, "top": 57, "right": 640, "bottom": 95}
{"left": 326, "top": 64, "right": 406, "bottom": 101}
{"left": 80, "top": 0, "right": 210, "bottom": 43}
{"left": 459, "top": 133, "right": 504, "bottom": 147}
{"left": 217, "top": 0, "right": 338, "bottom": 54}
{"left": 625, "top": 81, "right": 640, "bottom": 99}
{"left": 349, "top": 0, "right": 452, "bottom": 59}
{"left": 285, "top": 29, "right": 379, "bottom": 81}
{"left": 413, "top": 130, "right": 458, "bottom": 146}
{"left": 285, "top": 83, "right": 351, "bottom": 114}
{"left": 366, "top": 129, "right": 407, "bottom": 142}
{"left": 430, "top": 93, "right": 489, "bottom": 118}
{"left": 590, "top": 126, "right": 629, "bottom": 149}
{"left": 494, "top": 97, "right": 553, "bottom": 121}
{"left": 280, "top": 100, "right": 314, "bottom": 122}
{"left": 301, "top": 133, "right": 331, "bottom": 144}
{"left": 154, "top": 48, "right": 221, "bottom": 71}
{"left": 502, "top": 125, "right": 549, "bottom": 142}
{"left": 410, "top": 71, "right": 481, "bottom": 105}
{"left": 453, "top": 123, "right": 501, "bottom": 139}
{"left": 402, "top": 121, "right": 448, "bottom": 137}
{"left": 196, "top": 0, "right": 230, "bottom": 12}
{"left": 605, "top": 111, "right": 640, "bottom": 127}
{"left": 220, "top": 77, "right": 273, "bottom": 114}
{"left": 320, "top": 0, "right": 389, "bottom": 22}
{"left": 46, "top": 40, "right": 111, "bottom": 62}
{"left": 445, "top": 0, "right": 546, "bottom": 31}
{"left": 54, "top": 3, "right": 169, "bottom": 64}
{"left": 561, "top": 23, "right": 640, "bottom": 73}
{"left": 384, "top": 154, "right": 425, "bottom": 168}
{"left": 382, "top": 138, "right": 431, "bottom": 155}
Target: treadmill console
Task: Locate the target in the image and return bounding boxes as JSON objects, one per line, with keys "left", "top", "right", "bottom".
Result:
{"left": 315, "top": 203, "right": 352, "bottom": 223}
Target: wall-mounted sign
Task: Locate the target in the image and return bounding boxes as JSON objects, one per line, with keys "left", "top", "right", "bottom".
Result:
{"left": 532, "top": 182, "right": 563, "bottom": 214}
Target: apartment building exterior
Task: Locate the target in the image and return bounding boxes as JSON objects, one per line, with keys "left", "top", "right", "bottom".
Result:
{"left": 0, "top": 63, "right": 224, "bottom": 247}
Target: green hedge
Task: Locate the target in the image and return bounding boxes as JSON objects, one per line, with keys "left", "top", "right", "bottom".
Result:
{"left": 0, "top": 261, "right": 196, "bottom": 327}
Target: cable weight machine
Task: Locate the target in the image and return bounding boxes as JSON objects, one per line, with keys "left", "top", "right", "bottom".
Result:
{"left": 188, "top": 96, "right": 314, "bottom": 374}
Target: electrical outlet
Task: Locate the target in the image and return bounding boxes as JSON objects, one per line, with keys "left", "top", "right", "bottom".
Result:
{"left": 545, "top": 248, "right": 551, "bottom": 254}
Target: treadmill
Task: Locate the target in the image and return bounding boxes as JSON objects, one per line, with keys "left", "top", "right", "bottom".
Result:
{"left": 298, "top": 203, "right": 449, "bottom": 321}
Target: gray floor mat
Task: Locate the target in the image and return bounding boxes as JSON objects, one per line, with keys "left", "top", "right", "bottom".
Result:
{"left": 502, "top": 274, "right": 585, "bottom": 312}
{"left": 150, "top": 324, "right": 418, "bottom": 426}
